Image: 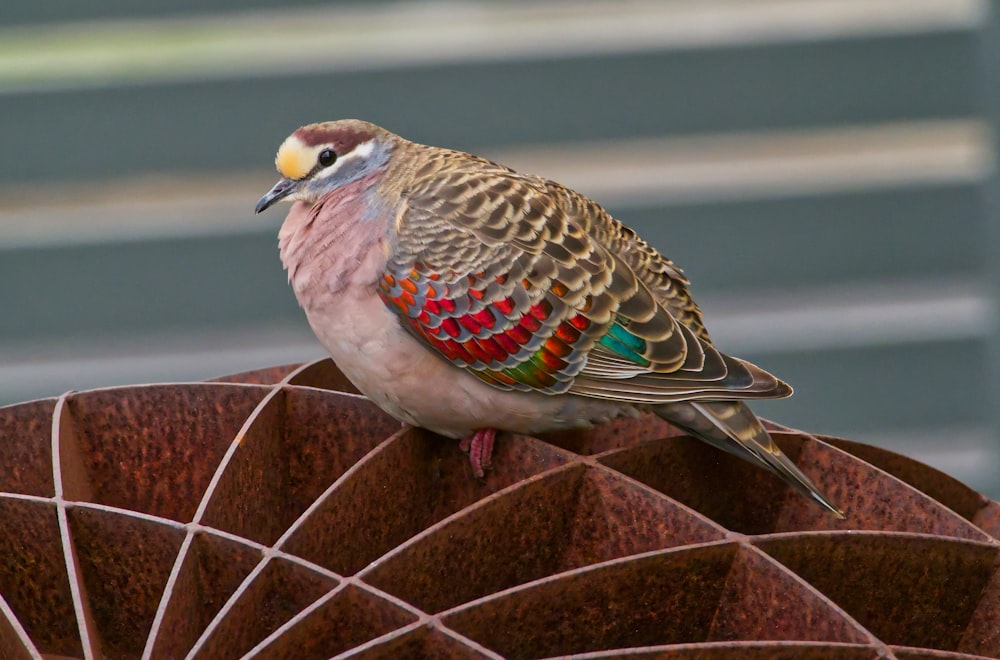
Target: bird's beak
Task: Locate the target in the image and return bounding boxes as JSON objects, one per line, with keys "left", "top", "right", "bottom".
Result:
{"left": 255, "top": 178, "right": 299, "bottom": 213}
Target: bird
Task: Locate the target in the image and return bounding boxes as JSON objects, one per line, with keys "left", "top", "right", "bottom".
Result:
{"left": 255, "top": 119, "right": 844, "bottom": 518}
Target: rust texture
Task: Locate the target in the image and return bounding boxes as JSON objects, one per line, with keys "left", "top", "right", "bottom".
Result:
{"left": 0, "top": 357, "right": 995, "bottom": 659}
{"left": 0, "top": 398, "right": 56, "bottom": 498}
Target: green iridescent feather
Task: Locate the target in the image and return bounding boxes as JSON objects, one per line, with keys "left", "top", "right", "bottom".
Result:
{"left": 597, "top": 320, "right": 650, "bottom": 366}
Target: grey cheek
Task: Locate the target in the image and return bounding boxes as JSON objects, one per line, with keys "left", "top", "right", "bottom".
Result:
{"left": 338, "top": 158, "right": 372, "bottom": 183}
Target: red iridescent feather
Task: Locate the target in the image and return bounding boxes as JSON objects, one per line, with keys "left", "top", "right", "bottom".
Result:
{"left": 378, "top": 265, "right": 587, "bottom": 392}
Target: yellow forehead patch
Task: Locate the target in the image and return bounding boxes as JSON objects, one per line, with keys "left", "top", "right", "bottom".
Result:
{"left": 275, "top": 136, "right": 318, "bottom": 180}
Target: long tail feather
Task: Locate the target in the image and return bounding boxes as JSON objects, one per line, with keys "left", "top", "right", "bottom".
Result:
{"left": 655, "top": 400, "right": 845, "bottom": 518}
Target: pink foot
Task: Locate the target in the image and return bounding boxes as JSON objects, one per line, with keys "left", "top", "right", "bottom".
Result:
{"left": 459, "top": 428, "right": 496, "bottom": 478}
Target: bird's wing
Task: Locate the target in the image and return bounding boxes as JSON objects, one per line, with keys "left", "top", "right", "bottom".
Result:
{"left": 378, "top": 151, "right": 788, "bottom": 403}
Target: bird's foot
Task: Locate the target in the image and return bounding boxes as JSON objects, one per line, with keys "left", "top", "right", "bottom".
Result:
{"left": 459, "top": 428, "right": 496, "bottom": 478}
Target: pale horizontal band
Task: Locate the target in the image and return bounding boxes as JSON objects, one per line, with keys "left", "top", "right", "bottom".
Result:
{"left": 0, "top": 0, "right": 983, "bottom": 93}
{"left": 0, "top": 119, "right": 986, "bottom": 247}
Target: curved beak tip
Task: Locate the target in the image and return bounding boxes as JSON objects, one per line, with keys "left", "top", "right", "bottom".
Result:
{"left": 254, "top": 196, "right": 272, "bottom": 214}
{"left": 255, "top": 178, "right": 297, "bottom": 214}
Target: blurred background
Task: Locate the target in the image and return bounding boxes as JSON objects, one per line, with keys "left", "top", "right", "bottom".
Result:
{"left": 1, "top": 0, "right": 998, "bottom": 497}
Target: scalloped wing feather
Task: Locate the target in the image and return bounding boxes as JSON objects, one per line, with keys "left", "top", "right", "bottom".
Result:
{"left": 379, "top": 147, "right": 790, "bottom": 404}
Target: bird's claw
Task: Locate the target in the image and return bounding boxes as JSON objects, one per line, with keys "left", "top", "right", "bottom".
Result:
{"left": 460, "top": 428, "right": 496, "bottom": 478}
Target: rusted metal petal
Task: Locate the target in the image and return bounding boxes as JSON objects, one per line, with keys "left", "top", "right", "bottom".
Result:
{"left": 190, "top": 556, "right": 337, "bottom": 659}
{"left": 543, "top": 642, "right": 883, "bottom": 659}
{"left": 0, "top": 599, "right": 37, "bottom": 660}
{"left": 0, "top": 498, "right": 79, "bottom": 656}
{"left": 65, "top": 505, "right": 187, "bottom": 657}
{"left": 821, "top": 436, "right": 990, "bottom": 521}
{"left": 0, "top": 399, "right": 56, "bottom": 497}
{"left": 362, "top": 463, "right": 728, "bottom": 614}
{"left": 284, "top": 357, "right": 364, "bottom": 393}
{"left": 755, "top": 532, "right": 999, "bottom": 654}
{"left": 144, "top": 530, "right": 264, "bottom": 658}
{"left": 539, "top": 411, "right": 679, "bottom": 455}
{"left": 248, "top": 583, "right": 419, "bottom": 659}
{"left": 0, "top": 365, "right": 995, "bottom": 659}
{"left": 973, "top": 500, "right": 1000, "bottom": 539}
{"left": 199, "top": 388, "right": 402, "bottom": 546}
{"left": 441, "top": 542, "right": 870, "bottom": 658}
{"left": 62, "top": 384, "right": 269, "bottom": 520}
{"left": 282, "top": 429, "right": 574, "bottom": 577}
{"left": 891, "top": 647, "right": 1000, "bottom": 659}
{"left": 959, "top": 558, "right": 1000, "bottom": 656}
{"left": 598, "top": 433, "right": 803, "bottom": 534}
{"left": 345, "top": 623, "right": 502, "bottom": 659}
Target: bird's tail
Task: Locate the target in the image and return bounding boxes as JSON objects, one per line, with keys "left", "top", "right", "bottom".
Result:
{"left": 654, "top": 400, "right": 845, "bottom": 518}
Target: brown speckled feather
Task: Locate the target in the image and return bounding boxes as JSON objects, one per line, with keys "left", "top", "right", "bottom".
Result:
{"left": 382, "top": 146, "right": 789, "bottom": 404}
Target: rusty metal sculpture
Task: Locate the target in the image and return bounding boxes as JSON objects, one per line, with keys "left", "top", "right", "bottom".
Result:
{"left": 0, "top": 358, "right": 997, "bottom": 658}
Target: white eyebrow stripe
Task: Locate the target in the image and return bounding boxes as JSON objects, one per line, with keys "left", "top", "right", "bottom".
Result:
{"left": 346, "top": 139, "right": 375, "bottom": 160}
{"left": 319, "top": 138, "right": 375, "bottom": 176}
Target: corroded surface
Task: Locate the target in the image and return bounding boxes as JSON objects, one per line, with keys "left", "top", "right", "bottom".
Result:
{"left": 0, "top": 357, "right": 997, "bottom": 659}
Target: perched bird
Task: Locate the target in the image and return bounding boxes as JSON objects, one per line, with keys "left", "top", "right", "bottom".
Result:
{"left": 256, "top": 119, "right": 844, "bottom": 518}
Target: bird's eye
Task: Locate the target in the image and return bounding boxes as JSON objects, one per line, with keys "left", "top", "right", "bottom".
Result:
{"left": 318, "top": 148, "right": 337, "bottom": 167}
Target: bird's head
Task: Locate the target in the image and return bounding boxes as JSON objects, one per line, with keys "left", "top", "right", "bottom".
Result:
{"left": 255, "top": 119, "right": 395, "bottom": 213}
